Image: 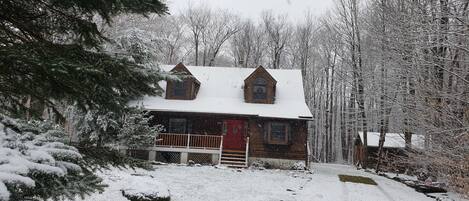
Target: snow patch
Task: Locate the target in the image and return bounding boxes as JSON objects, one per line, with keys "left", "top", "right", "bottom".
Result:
{"left": 358, "top": 132, "right": 425, "bottom": 149}
{"left": 122, "top": 176, "right": 170, "bottom": 200}
{"left": 0, "top": 182, "right": 9, "bottom": 201}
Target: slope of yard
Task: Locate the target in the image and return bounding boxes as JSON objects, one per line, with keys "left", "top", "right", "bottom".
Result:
{"left": 74, "top": 163, "right": 465, "bottom": 201}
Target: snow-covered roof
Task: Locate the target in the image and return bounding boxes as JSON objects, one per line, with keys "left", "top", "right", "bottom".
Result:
{"left": 133, "top": 65, "right": 313, "bottom": 120}
{"left": 357, "top": 132, "right": 425, "bottom": 149}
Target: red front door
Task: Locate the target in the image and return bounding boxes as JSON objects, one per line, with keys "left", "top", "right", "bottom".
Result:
{"left": 222, "top": 120, "right": 246, "bottom": 150}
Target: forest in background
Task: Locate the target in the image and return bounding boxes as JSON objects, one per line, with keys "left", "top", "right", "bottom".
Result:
{"left": 104, "top": 0, "right": 468, "bottom": 194}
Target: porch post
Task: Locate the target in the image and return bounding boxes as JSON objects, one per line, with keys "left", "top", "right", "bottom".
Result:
{"left": 180, "top": 152, "right": 188, "bottom": 164}
{"left": 212, "top": 154, "right": 219, "bottom": 164}
{"left": 119, "top": 146, "right": 127, "bottom": 156}
{"left": 218, "top": 135, "right": 223, "bottom": 165}
{"left": 186, "top": 134, "right": 190, "bottom": 149}
{"left": 148, "top": 150, "right": 156, "bottom": 161}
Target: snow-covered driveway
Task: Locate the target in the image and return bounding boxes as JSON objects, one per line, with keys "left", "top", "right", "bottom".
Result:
{"left": 302, "top": 163, "right": 432, "bottom": 201}
{"left": 144, "top": 163, "right": 432, "bottom": 201}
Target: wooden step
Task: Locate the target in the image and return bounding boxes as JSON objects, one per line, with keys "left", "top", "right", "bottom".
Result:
{"left": 221, "top": 153, "right": 245, "bottom": 157}
{"left": 220, "top": 160, "right": 247, "bottom": 165}
{"left": 226, "top": 164, "right": 247, "bottom": 168}
{"left": 222, "top": 149, "right": 246, "bottom": 154}
{"left": 221, "top": 156, "right": 246, "bottom": 161}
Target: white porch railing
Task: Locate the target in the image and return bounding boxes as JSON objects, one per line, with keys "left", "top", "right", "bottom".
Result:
{"left": 155, "top": 133, "right": 223, "bottom": 150}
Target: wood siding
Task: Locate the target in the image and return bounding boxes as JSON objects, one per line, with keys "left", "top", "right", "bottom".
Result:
{"left": 165, "top": 63, "right": 200, "bottom": 100}
{"left": 165, "top": 79, "right": 199, "bottom": 100}
{"left": 244, "top": 66, "right": 277, "bottom": 104}
{"left": 149, "top": 112, "right": 308, "bottom": 161}
{"left": 150, "top": 112, "right": 221, "bottom": 135}
{"left": 354, "top": 139, "right": 412, "bottom": 173}
{"left": 247, "top": 118, "right": 307, "bottom": 160}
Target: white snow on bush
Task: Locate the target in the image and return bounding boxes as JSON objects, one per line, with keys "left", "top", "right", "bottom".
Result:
{"left": 0, "top": 182, "right": 9, "bottom": 201}
{"left": 291, "top": 161, "right": 306, "bottom": 170}
{"left": 68, "top": 168, "right": 170, "bottom": 201}
{"left": 123, "top": 175, "right": 170, "bottom": 199}
{"left": 0, "top": 117, "right": 83, "bottom": 201}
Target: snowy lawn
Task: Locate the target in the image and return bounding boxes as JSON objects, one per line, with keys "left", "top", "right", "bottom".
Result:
{"left": 74, "top": 163, "right": 462, "bottom": 201}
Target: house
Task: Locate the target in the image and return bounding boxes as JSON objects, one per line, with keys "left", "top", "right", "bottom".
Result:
{"left": 354, "top": 132, "right": 425, "bottom": 172}
{"left": 132, "top": 63, "right": 313, "bottom": 168}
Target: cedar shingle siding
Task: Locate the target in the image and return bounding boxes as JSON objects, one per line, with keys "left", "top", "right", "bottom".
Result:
{"left": 244, "top": 66, "right": 277, "bottom": 104}
{"left": 165, "top": 63, "right": 200, "bottom": 100}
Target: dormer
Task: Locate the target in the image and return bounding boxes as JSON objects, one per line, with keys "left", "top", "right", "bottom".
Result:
{"left": 165, "top": 63, "right": 201, "bottom": 100}
{"left": 244, "top": 66, "right": 277, "bottom": 104}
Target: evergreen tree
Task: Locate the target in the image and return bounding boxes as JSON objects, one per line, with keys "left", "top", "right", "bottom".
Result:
{"left": 72, "top": 107, "right": 161, "bottom": 149}
{"left": 0, "top": 0, "right": 168, "bottom": 117}
{"left": 75, "top": 109, "right": 120, "bottom": 147}
{"left": 0, "top": 0, "right": 168, "bottom": 200}
{"left": 118, "top": 108, "right": 163, "bottom": 149}
{"left": 0, "top": 115, "right": 105, "bottom": 201}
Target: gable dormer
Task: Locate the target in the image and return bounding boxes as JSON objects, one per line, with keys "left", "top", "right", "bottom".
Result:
{"left": 166, "top": 63, "right": 201, "bottom": 100}
{"left": 244, "top": 66, "right": 277, "bottom": 104}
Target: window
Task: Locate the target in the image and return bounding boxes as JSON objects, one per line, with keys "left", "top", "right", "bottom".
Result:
{"left": 266, "top": 122, "right": 290, "bottom": 145}
{"left": 169, "top": 118, "right": 186, "bottom": 134}
{"left": 173, "top": 81, "right": 186, "bottom": 97}
{"left": 222, "top": 121, "right": 227, "bottom": 135}
{"left": 253, "top": 77, "right": 267, "bottom": 100}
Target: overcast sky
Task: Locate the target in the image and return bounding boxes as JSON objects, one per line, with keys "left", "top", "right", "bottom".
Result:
{"left": 166, "top": 0, "right": 334, "bottom": 22}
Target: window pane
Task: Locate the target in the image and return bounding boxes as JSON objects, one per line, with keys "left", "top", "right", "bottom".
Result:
{"left": 253, "top": 86, "right": 267, "bottom": 100}
{"left": 270, "top": 123, "right": 286, "bottom": 142}
{"left": 173, "top": 81, "right": 186, "bottom": 96}
{"left": 169, "top": 118, "right": 186, "bottom": 133}
{"left": 253, "top": 77, "right": 267, "bottom": 100}
{"left": 254, "top": 78, "right": 267, "bottom": 85}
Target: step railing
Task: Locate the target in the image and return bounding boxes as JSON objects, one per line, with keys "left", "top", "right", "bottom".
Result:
{"left": 245, "top": 137, "right": 250, "bottom": 165}
{"left": 155, "top": 133, "right": 223, "bottom": 150}
{"left": 218, "top": 136, "right": 223, "bottom": 165}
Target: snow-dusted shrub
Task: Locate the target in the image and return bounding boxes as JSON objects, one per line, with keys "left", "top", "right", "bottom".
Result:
{"left": 118, "top": 109, "right": 163, "bottom": 149}
{"left": 79, "top": 146, "right": 154, "bottom": 170}
{"left": 121, "top": 176, "right": 170, "bottom": 201}
{"left": 74, "top": 109, "right": 120, "bottom": 147}
{"left": 250, "top": 160, "right": 271, "bottom": 170}
{"left": 0, "top": 115, "right": 103, "bottom": 201}
{"left": 72, "top": 107, "right": 161, "bottom": 149}
{"left": 291, "top": 162, "right": 306, "bottom": 170}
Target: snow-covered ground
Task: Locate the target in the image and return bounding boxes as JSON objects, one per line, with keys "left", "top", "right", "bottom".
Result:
{"left": 74, "top": 163, "right": 467, "bottom": 201}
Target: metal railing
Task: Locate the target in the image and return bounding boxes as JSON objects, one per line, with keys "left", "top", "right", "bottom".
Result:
{"left": 155, "top": 133, "right": 223, "bottom": 150}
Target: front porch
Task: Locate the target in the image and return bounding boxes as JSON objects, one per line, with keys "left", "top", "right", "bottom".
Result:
{"left": 123, "top": 133, "right": 250, "bottom": 167}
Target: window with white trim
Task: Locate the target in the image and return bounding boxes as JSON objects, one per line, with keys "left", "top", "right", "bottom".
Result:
{"left": 266, "top": 122, "right": 290, "bottom": 145}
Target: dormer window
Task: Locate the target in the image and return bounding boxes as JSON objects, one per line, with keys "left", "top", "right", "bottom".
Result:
{"left": 173, "top": 81, "right": 186, "bottom": 97}
{"left": 244, "top": 66, "right": 277, "bottom": 104}
{"left": 166, "top": 63, "right": 201, "bottom": 100}
{"left": 253, "top": 78, "right": 267, "bottom": 100}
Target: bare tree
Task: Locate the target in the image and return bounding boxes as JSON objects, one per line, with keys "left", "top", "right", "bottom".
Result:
{"left": 181, "top": 4, "right": 211, "bottom": 66}
{"left": 203, "top": 10, "right": 240, "bottom": 66}
{"left": 152, "top": 16, "right": 188, "bottom": 64}
{"left": 261, "top": 11, "right": 292, "bottom": 69}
